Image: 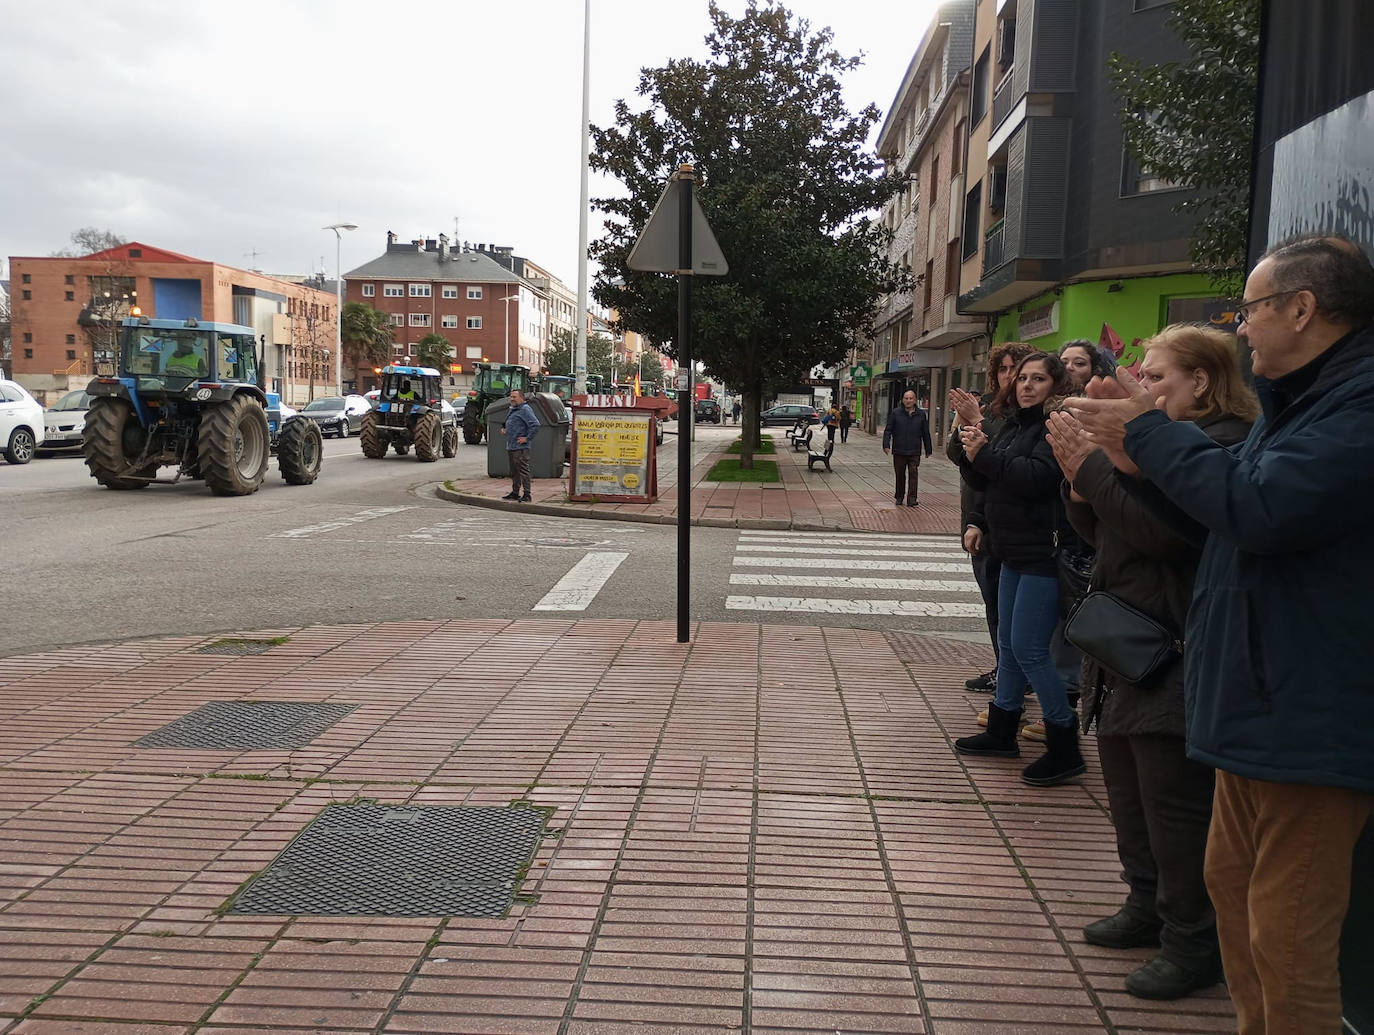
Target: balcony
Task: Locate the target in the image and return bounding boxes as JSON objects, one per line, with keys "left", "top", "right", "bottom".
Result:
{"left": 983, "top": 219, "right": 1006, "bottom": 275}
{"left": 991, "top": 73, "right": 1018, "bottom": 131}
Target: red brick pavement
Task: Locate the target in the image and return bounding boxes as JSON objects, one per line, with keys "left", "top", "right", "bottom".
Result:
{"left": 0, "top": 621, "right": 1238, "bottom": 1034}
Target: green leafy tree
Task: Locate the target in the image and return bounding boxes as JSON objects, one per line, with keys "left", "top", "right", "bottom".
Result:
{"left": 1109, "top": 0, "right": 1260, "bottom": 285}
{"left": 542, "top": 327, "right": 617, "bottom": 382}
{"left": 415, "top": 333, "right": 453, "bottom": 370}
{"left": 589, "top": 1, "right": 906, "bottom": 464}
{"left": 340, "top": 301, "right": 394, "bottom": 384}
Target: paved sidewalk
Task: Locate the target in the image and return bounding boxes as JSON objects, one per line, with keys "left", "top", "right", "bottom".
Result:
{"left": 0, "top": 620, "right": 1239, "bottom": 1034}
{"left": 439, "top": 426, "right": 964, "bottom": 535}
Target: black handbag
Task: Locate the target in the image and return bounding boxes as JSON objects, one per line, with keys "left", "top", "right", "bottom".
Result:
{"left": 1064, "top": 591, "right": 1183, "bottom": 684}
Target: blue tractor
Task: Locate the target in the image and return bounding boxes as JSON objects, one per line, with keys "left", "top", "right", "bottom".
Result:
{"left": 359, "top": 365, "right": 458, "bottom": 461}
{"left": 82, "top": 317, "right": 323, "bottom": 494}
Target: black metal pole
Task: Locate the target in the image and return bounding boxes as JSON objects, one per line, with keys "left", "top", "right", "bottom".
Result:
{"left": 677, "top": 165, "right": 694, "bottom": 644}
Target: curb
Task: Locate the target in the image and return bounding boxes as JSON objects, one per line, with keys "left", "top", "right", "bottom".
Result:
{"left": 434, "top": 484, "right": 846, "bottom": 531}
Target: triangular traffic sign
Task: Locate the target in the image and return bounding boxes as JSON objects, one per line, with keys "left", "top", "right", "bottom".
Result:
{"left": 626, "top": 175, "right": 729, "bottom": 276}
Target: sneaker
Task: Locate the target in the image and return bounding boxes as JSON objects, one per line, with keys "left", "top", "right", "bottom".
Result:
{"left": 965, "top": 669, "right": 996, "bottom": 693}
{"left": 907, "top": 499, "right": 919, "bottom": 507}
{"left": 1083, "top": 908, "right": 1162, "bottom": 950}
{"left": 976, "top": 708, "right": 1031, "bottom": 729}
{"left": 501, "top": 492, "right": 520, "bottom": 500}
{"left": 1021, "top": 713, "right": 1077, "bottom": 741}
{"left": 1124, "top": 955, "right": 1223, "bottom": 1000}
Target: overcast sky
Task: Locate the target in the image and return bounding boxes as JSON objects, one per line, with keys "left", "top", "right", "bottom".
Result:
{"left": 1, "top": 0, "right": 939, "bottom": 288}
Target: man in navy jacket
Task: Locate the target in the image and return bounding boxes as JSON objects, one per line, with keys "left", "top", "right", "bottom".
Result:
{"left": 1068, "top": 234, "right": 1374, "bottom": 1034}
{"left": 882, "top": 389, "right": 933, "bottom": 506}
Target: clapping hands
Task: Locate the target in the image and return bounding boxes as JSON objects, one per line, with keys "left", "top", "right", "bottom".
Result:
{"left": 959, "top": 424, "right": 988, "bottom": 461}
{"left": 948, "top": 387, "right": 984, "bottom": 427}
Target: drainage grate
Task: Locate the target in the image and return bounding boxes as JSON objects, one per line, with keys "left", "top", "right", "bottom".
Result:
{"left": 136, "top": 701, "right": 357, "bottom": 750}
{"left": 229, "top": 804, "right": 547, "bottom": 917}
{"left": 195, "top": 638, "right": 282, "bottom": 656}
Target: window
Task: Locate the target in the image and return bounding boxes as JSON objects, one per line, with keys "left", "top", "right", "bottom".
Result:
{"left": 467, "top": 286, "right": 483, "bottom": 299}
{"left": 466, "top": 316, "right": 483, "bottom": 329}
{"left": 946, "top": 240, "right": 960, "bottom": 297}
{"left": 1121, "top": 148, "right": 1184, "bottom": 195}
{"left": 989, "top": 163, "right": 1008, "bottom": 214}
{"left": 392, "top": 344, "right": 404, "bottom": 355}
{"left": 923, "top": 259, "right": 934, "bottom": 312}
{"left": 409, "top": 283, "right": 431, "bottom": 297}
{"left": 929, "top": 156, "right": 939, "bottom": 208}
{"left": 64, "top": 275, "right": 74, "bottom": 285}
{"left": 442, "top": 286, "right": 458, "bottom": 298}
{"left": 64, "top": 291, "right": 74, "bottom": 301}
{"left": 409, "top": 313, "right": 432, "bottom": 327}
{"left": 441, "top": 315, "right": 458, "bottom": 328}
{"left": 22, "top": 290, "right": 30, "bottom": 300}
{"left": 23, "top": 348, "right": 33, "bottom": 359}
{"left": 66, "top": 350, "right": 77, "bottom": 361}
{"left": 128, "top": 248, "right": 141, "bottom": 257}
{"left": 997, "top": 17, "right": 1016, "bottom": 72}
{"left": 971, "top": 47, "right": 990, "bottom": 126}
{"left": 466, "top": 346, "right": 482, "bottom": 359}
{"left": 362, "top": 283, "right": 375, "bottom": 297}
{"left": 66, "top": 334, "right": 76, "bottom": 344}
{"left": 388, "top": 313, "right": 404, "bottom": 327}
{"left": 962, "top": 181, "right": 982, "bottom": 260}
{"left": 951, "top": 120, "right": 965, "bottom": 176}
{"left": 383, "top": 283, "right": 404, "bottom": 297}
{"left": 23, "top": 332, "right": 32, "bottom": 343}
{"left": 21, "top": 273, "right": 30, "bottom": 283}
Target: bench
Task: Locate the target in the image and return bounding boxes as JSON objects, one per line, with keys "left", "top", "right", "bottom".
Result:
{"left": 791, "top": 425, "right": 813, "bottom": 452}
{"left": 807, "top": 437, "right": 834, "bottom": 472}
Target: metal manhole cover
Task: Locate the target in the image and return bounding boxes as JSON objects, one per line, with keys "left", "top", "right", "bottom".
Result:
{"left": 229, "top": 804, "right": 547, "bottom": 917}
{"left": 526, "top": 536, "right": 599, "bottom": 547}
{"left": 136, "top": 701, "right": 357, "bottom": 750}
{"left": 195, "top": 638, "right": 281, "bottom": 656}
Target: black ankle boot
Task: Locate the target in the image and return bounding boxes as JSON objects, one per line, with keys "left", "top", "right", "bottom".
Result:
{"left": 1124, "top": 954, "right": 1224, "bottom": 1000}
{"left": 1083, "top": 907, "right": 1162, "bottom": 949}
{"left": 955, "top": 703, "right": 1022, "bottom": 757}
{"left": 1021, "top": 720, "right": 1086, "bottom": 786}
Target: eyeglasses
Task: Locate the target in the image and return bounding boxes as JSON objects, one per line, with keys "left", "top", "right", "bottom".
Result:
{"left": 1235, "top": 289, "right": 1304, "bottom": 323}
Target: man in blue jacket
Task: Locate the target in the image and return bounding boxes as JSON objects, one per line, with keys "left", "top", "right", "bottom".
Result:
{"left": 1068, "top": 234, "right": 1374, "bottom": 1034}
{"left": 501, "top": 389, "right": 540, "bottom": 502}
{"left": 882, "top": 389, "right": 933, "bottom": 506}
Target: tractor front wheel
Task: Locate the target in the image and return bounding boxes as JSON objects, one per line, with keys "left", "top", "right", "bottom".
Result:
{"left": 277, "top": 417, "right": 323, "bottom": 485}
{"left": 83, "top": 397, "right": 152, "bottom": 489}
{"left": 359, "top": 411, "right": 387, "bottom": 458}
{"left": 442, "top": 425, "right": 459, "bottom": 458}
{"left": 392, "top": 440, "right": 410, "bottom": 456}
{"left": 414, "top": 412, "right": 441, "bottom": 462}
{"left": 199, "top": 394, "right": 269, "bottom": 496}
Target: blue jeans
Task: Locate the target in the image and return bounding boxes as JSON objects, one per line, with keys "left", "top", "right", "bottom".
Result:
{"left": 993, "top": 567, "right": 1073, "bottom": 727}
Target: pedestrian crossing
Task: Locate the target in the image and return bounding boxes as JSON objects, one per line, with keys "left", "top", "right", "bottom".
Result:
{"left": 725, "top": 529, "right": 985, "bottom": 624}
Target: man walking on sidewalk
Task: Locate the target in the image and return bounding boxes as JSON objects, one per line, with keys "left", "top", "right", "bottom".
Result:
{"left": 502, "top": 389, "right": 540, "bottom": 502}
{"left": 882, "top": 390, "right": 933, "bottom": 506}
{"left": 1068, "top": 233, "right": 1374, "bottom": 1034}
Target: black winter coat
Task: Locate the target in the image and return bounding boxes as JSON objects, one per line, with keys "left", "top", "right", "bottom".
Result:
{"left": 883, "top": 405, "right": 933, "bottom": 456}
{"left": 954, "top": 402, "right": 1062, "bottom": 576}
{"left": 1125, "top": 326, "right": 1374, "bottom": 793}
{"left": 1066, "top": 413, "right": 1253, "bottom": 738}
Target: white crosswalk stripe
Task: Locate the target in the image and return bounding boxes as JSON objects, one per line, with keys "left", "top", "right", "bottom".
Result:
{"left": 726, "top": 530, "right": 983, "bottom": 622}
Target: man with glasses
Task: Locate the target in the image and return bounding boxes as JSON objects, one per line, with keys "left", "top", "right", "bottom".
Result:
{"left": 1066, "top": 234, "right": 1374, "bottom": 1033}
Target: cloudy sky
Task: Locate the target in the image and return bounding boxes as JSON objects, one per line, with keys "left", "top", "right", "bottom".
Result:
{"left": 1, "top": 0, "right": 939, "bottom": 287}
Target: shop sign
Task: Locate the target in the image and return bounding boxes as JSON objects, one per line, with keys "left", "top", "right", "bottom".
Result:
{"left": 849, "top": 362, "right": 872, "bottom": 386}
{"left": 896, "top": 349, "right": 954, "bottom": 369}
{"left": 1018, "top": 301, "right": 1060, "bottom": 340}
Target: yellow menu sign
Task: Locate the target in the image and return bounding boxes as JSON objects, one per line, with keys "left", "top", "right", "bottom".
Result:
{"left": 572, "top": 412, "right": 653, "bottom": 499}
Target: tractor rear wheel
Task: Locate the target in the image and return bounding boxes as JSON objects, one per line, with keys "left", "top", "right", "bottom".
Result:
{"left": 83, "top": 396, "right": 152, "bottom": 489}
{"left": 462, "top": 410, "right": 483, "bottom": 445}
{"left": 442, "top": 425, "right": 459, "bottom": 458}
{"left": 414, "top": 412, "right": 441, "bottom": 462}
{"left": 359, "top": 411, "right": 387, "bottom": 458}
{"left": 198, "top": 394, "right": 269, "bottom": 496}
{"left": 277, "top": 417, "right": 323, "bottom": 485}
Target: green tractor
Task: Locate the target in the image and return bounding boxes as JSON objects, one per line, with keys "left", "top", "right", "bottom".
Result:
{"left": 82, "top": 317, "right": 323, "bottom": 495}
{"left": 462, "top": 362, "right": 531, "bottom": 444}
{"left": 359, "top": 366, "right": 459, "bottom": 462}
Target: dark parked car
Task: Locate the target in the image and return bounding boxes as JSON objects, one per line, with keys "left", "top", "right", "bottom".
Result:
{"left": 300, "top": 394, "right": 371, "bottom": 438}
{"left": 694, "top": 398, "right": 722, "bottom": 424}
{"left": 759, "top": 404, "right": 820, "bottom": 427}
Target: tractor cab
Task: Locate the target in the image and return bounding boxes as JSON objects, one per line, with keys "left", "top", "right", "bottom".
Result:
{"left": 376, "top": 366, "right": 443, "bottom": 415}
{"left": 461, "top": 362, "right": 531, "bottom": 444}
{"left": 117, "top": 318, "right": 258, "bottom": 395}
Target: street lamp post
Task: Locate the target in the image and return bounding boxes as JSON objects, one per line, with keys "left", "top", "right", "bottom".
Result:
{"left": 500, "top": 294, "right": 519, "bottom": 365}
{"left": 322, "top": 222, "right": 357, "bottom": 392}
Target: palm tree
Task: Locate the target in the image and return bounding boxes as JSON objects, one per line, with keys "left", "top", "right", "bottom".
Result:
{"left": 415, "top": 333, "right": 453, "bottom": 371}
{"left": 341, "top": 302, "right": 394, "bottom": 387}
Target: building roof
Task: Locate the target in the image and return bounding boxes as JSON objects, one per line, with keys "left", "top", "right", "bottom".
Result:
{"left": 344, "top": 247, "right": 523, "bottom": 285}
{"left": 84, "top": 241, "right": 205, "bottom": 264}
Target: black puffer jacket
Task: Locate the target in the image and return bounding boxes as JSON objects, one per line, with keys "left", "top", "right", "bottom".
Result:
{"left": 1065, "top": 413, "right": 1254, "bottom": 738}
{"left": 954, "top": 402, "right": 1062, "bottom": 576}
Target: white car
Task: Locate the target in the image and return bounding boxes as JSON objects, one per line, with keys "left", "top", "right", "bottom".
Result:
{"left": 39, "top": 389, "right": 91, "bottom": 455}
{"left": 0, "top": 379, "right": 45, "bottom": 465}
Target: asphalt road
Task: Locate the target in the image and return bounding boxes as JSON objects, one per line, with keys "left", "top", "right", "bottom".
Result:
{"left": 1, "top": 430, "right": 988, "bottom": 656}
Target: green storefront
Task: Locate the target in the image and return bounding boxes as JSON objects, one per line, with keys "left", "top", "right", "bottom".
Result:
{"left": 991, "top": 273, "right": 1236, "bottom": 368}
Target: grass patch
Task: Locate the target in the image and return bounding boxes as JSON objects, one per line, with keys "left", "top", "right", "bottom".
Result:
{"left": 706, "top": 457, "right": 780, "bottom": 482}
{"left": 726, "top": 435, "right": 775, "bottom": 454}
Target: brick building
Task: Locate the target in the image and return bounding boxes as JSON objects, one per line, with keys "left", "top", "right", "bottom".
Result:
{"left": 865, "top": 0, "right": 979, "bottom": 439}
{"left": 6, "top": 242, "right": 338, "bottom": 404}
{"left": 342, "top": 234, "right": 546, "bottom": 393}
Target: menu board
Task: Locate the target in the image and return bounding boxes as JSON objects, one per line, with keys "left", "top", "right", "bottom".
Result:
{"left": 572, "top": 412, "right": 653, "bottom": 499}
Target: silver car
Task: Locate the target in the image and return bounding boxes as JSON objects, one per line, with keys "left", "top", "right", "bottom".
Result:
{"left": 39, "top": 389, "right": 91, "bottom": 454}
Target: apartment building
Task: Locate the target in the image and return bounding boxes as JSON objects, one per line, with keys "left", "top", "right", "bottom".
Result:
{"left": 866, "top": 1, "right": 978, "bottom": 438}
{"left": 957, "top": 0, "right": 1228, "bottom": 369}
{"left": 342, "top": 234, "right": 545, "bottom": 392}
{"left": 7, "top": 242, "right": 338, "bottom": 404}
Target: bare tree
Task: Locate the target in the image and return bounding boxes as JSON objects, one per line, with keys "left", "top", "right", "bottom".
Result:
{"left": 290, "top": 297, "right": 334, "bottom": 402}
{"left": 51, "top": 227, "right": 127, "bottom": 258}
